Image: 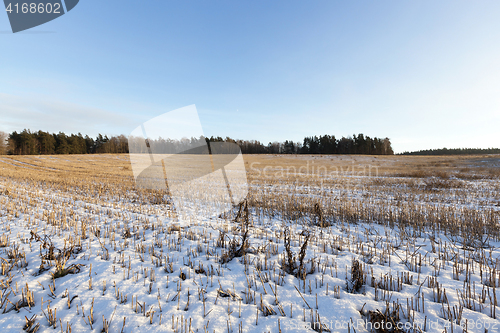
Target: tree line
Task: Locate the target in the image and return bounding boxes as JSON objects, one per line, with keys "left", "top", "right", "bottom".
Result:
{"left": 0, "top": 129, "right": 394, "bottom": 155}
{"left": 212, "top": 134, "right": 394, "bottom": 155}
{"left": 1, "top": 130, "right": 128, "bottom": 155}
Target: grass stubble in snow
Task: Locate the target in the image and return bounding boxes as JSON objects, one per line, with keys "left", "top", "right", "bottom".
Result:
{"left": 0, "top": 154, "right": 498, "bottom": 332}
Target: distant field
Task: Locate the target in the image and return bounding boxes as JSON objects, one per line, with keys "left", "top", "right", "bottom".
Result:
{"left": 1, "top": 153, "right": 499, "bottom": 186}
{"left": 0, "top": 154, "right": 499, "bottom": 332}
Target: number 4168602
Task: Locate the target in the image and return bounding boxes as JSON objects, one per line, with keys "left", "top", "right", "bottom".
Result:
{"left": 5, "top": 2, "right": 62, "bottom": 14}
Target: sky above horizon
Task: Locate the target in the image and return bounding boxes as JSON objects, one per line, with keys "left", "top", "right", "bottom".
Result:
{"left": 1, "top": 0, "right": 499, "bottom": 153}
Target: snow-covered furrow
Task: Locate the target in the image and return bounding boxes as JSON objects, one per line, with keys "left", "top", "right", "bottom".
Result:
{"left": 0, "top": 178, "right": 499, "bottom": 333}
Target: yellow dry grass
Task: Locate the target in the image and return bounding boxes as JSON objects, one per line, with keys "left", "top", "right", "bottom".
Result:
{"left": 0, "top": 153, "right": 498, "bottom": 244}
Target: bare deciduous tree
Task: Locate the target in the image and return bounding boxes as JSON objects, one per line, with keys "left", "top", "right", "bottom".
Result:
{"left": 0, "top": 131, "right": 7, "bottom": 155}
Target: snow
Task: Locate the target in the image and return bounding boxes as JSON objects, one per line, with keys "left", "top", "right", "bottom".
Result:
{"left": 0, "top": 159, "right": 499, "bottom": 332}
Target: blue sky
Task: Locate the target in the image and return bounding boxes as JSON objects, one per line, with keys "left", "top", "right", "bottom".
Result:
{"left": 1, "top": 0, "right": 499, "bottom": 153}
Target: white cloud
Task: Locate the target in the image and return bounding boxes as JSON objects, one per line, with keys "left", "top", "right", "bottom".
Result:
{"left": 0, "top": 93, "right": 141, "bottom": 136}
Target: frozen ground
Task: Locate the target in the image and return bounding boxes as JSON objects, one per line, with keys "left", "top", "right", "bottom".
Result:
{"left": 0, "top": 154, "right": 499, "bottom": 333}
{"left": 0, "top": 176, "right": 499, "bottom": 333}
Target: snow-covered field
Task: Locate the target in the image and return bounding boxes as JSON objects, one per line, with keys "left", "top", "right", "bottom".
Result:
{"left": 0, "top": 154, "right": 499, "bottom": 333}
